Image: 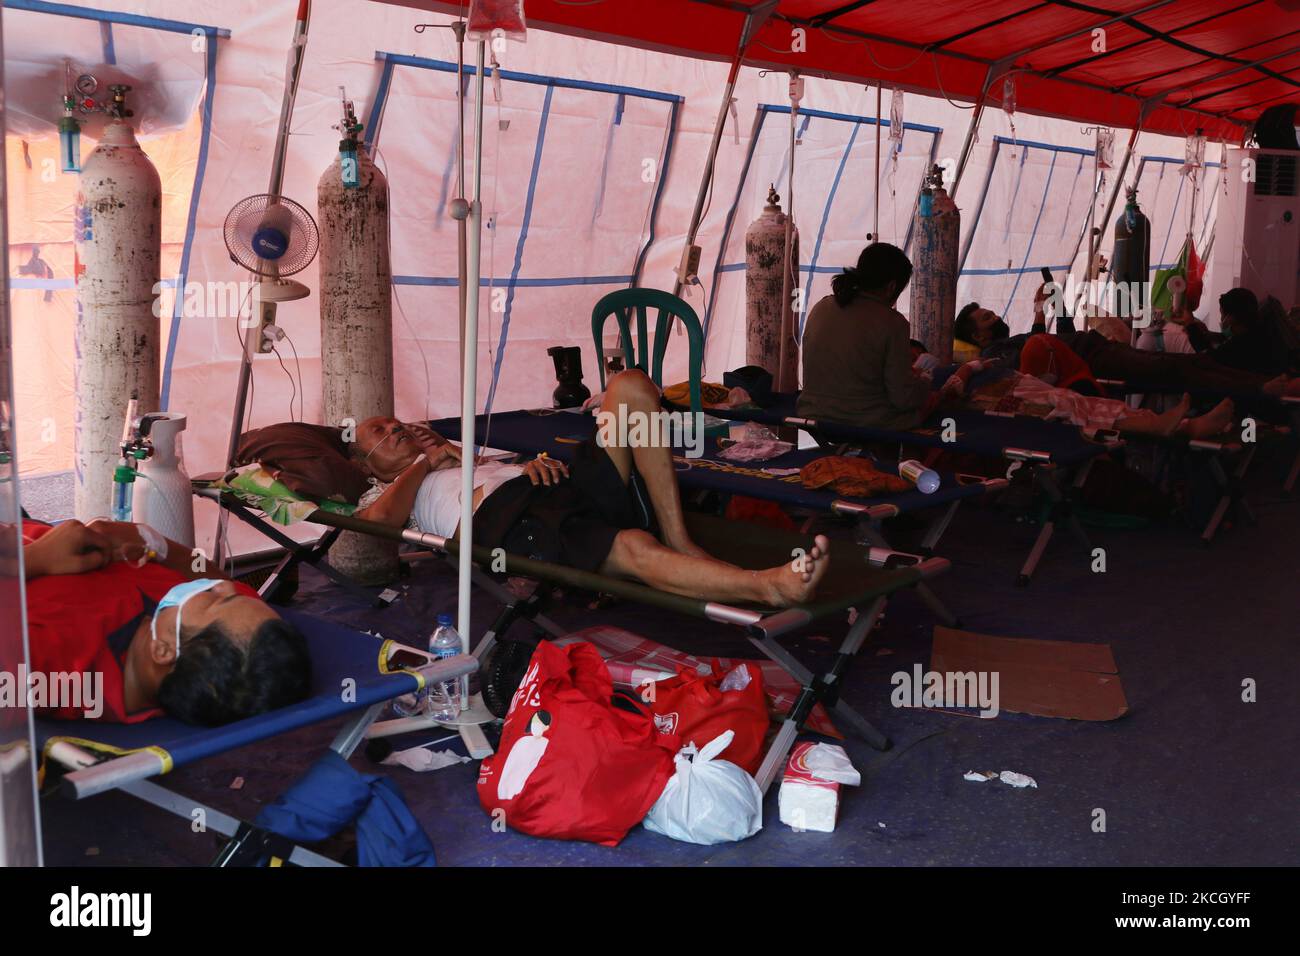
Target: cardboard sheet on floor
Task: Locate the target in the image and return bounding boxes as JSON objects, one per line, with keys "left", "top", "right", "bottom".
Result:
{"left": 930, "top": 626, "right": 1128, "bottom": 721}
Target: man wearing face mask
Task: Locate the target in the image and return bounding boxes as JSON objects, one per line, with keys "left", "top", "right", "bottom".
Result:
{"left": 20, "top": 518, "right": 311, "bottom": 725}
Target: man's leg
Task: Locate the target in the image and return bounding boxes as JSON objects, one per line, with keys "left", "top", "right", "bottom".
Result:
{"left": 596, "top": 369, "right": 705, "bottom": 556}
{"left": 601, "top": 528, "right": 831, "bottom": 608}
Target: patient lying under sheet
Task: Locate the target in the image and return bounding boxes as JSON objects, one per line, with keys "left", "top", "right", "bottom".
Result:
{"left": 20, "top": 521, "right": 311, "bottom": 725}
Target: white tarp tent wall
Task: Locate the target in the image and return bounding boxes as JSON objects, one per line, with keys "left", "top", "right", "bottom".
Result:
{"left": 3, "top": 0, "right": 1211, "bottom": 558}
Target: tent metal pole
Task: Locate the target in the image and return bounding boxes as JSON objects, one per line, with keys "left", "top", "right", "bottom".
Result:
{"left": 874, "top": 84, "right": 881, "bottom": 239}
{"left": 950, "top": 61, "right": 1006, "bottom": 200}
{"left": 458, "top": 39, "right": 487, "bottom": 704}
{"left": 671, "top": 4, "right": 772, "bottom": 299}
{"left": 453, "top": 21, "right": 468, "bottom": 391}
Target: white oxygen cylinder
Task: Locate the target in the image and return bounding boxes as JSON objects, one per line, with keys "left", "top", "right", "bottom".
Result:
{"left": 909, "top": 165, "right": 961, "bottom": 366}
{"left": 317, "top": 146, "right": 398, "bottom": 583}
{"left": 135, "top": 413, "right": 195, "bottom": 548}
{"left": 73, "top": 120, "right": 162, "bottom": 520}
{"left": 745, "top": 186, "right": 800, "bottom": 389}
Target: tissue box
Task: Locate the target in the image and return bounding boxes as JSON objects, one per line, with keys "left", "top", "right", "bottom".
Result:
{"left": 778, "top": 742, "right": 840, "bottom": 832}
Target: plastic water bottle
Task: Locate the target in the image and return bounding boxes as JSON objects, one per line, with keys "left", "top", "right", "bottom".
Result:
{"left": 898, "top": 459, "right": 941, "bottom": 494}
{"left": 426, "top": 614, "right": 463, "bottom": 722}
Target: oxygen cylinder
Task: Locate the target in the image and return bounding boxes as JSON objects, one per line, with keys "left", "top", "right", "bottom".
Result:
{"left": 135, "top": 413, "right": 195, "bottom": 548}
{"left": 1110, "top": 187, "right": 1150, "bottom": 288}
{"left": 318, "top": 145, "right": 398, "bottom": 583}
{"left": 73, "top": 119, "right": 162, "bottom": 521}
{"left": 745, "top": 186, "right": 800, "bottom": 390}
{"left": 909, "top": 165, "right": 961, "bottom": 365}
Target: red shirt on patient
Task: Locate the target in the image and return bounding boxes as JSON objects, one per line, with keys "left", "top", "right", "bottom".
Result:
{"left": 22, "top": 522, "right": 253, "bottom": 722}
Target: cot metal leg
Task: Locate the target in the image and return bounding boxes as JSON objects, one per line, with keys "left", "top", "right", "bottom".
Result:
{"left": 748, "top": 596, "right": 892, "bottom": 796}
{"left": 1285, "top": 450, "right": 1300, "bottom": 495}
{"left": 853, "top": 522, "right": 960, "bottom": 624}
{"left": 206, "top": 491, "right": 370, "bottom": 602}
{"left": 113, "top": 780, "right": 344, "bottom": 868}
{"left": 1017, "top": 463, "right": 1091, "bottom": 587}
{"left": 918, "top": 499, "right": 961, "bottom": 554}
{"left": 1200, "top": 447, "right": 1255, "bottom": 543}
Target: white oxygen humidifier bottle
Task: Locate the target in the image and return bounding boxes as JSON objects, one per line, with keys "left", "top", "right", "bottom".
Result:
{"left": 135, "top": 413, "right": 196, "bottom": 548}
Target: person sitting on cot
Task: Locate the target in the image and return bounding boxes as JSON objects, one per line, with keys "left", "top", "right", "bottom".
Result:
{"left": 349, "top": 369, "right": 830, "bottom": 608}
{"left": 798, "top": 242, "right": 931, "bottom": 430}
{"left": 16, "top": 518, "right": 311, "bottom": 724}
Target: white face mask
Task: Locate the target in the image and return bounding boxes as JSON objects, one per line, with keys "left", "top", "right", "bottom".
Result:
{"left": 150, "top": 579, "right": 223, "bottom": 658}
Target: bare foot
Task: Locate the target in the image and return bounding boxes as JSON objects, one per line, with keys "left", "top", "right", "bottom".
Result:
{"left": 763, "top": 534, "right": 831, "bottom": 607}
{"left": 1263, "top": 375, "right": 1288, "bottom": 398}
{"left": 1152, "top": 393, "right": 1192, "bottom": 436}
{"left": 1180, "top": 398, "right": 1235, "bottom": 439}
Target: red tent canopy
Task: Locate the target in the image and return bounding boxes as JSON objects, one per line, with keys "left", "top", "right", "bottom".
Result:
{"left": 393, "top": 0, "right": 1300, "bottom": 141}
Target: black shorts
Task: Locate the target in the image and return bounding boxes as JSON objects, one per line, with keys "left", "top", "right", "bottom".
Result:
{"left": 474, "top": 441, "right": 657, "bottom": 573}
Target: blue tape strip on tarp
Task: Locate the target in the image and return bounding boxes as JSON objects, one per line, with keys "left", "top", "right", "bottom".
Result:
{"left": 992, "top": 135, "right": 1093, "bottom": 157}
{"left": 363, "top": 57, "right": 396, "bottom": 151}
{"left": 1002, "top": 150, "right": 1060, "bottom": 317}
{"left": 99, "top": 21, "right": 116, "bottom": 64}
{"left": 7, "top": 0, "right": 229, "bottom": 36}
{"left": 772, "top": 112, "right": 813, "bottom": 192}
{"left": 1057, "top": 153, "right": 1086, "bottom": 239}
{"left": 703, "top": 108, "right": 768, "bottom": 338}
{"left": 632, "top": 98, "right": 680, "bottom": 286}
{"left": 1001, "top": 146, "right": 1029, "bottom": 245}
{"left": 33, "top": 609, "right": 419, "bottom": 772}
{"left": 375, "top": 51, "right": 682, "bottom": 104}
{"left": 161, "top": 37, "right": 219, "bottom": 409}
{"left": 484, "top": 83, "right": 554, "bottom": 419}
{"left": 1155, "top": 173, "right": 1187, "bottom": 271}
{"left": 763, "top": 103, "right": 942, "bottom": 135}
{"left": 800, "top": 122, "right": 862, "bottom": 338}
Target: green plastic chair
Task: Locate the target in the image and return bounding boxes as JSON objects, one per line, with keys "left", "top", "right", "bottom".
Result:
{"left": 591, "top": 288, "right": 705, "bottom": 416}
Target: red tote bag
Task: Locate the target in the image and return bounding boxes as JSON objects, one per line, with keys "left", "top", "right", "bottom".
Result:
{"left": 477, "top": 640, "right": 678, "bottom": 846}
{"left": 647, "top": 662, "right": 769, "bottom": 775}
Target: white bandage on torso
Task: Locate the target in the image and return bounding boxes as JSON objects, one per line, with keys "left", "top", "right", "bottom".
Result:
{"left": 412, "top": 461, "right": 526, "bottom": 537}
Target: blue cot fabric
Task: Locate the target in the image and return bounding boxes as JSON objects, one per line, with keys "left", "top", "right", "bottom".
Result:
{"left": 254, "top": 752, "right": 437, "bottom": 867}
{"left": 432, "top": 410, "right": 995, "bottom": 514}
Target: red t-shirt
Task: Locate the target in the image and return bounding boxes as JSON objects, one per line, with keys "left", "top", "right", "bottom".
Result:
{"left": 22, "top": 523, "right": 254, "bottom": 723}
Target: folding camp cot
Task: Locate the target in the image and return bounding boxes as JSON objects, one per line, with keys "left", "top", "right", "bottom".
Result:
{"left": 431, "top": 407, "right": 999, "bottom": 619}
{"left": 1091, "top": 378, "right": 1292, "bottom": 541}
{"left": 37, "top": 607, "right": 478, "bottom": 866}
{"left": 193, "top": 484, "right": 950, "bottom": 794}
{"left": 445, "top": 403, "right": 1105, "bottom": 586}
{"left": 657, "top": 390, "right": 1257, "bottom": 570}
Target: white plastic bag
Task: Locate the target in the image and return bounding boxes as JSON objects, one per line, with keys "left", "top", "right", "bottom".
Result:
{"left": 643, "top": 731, "right": 763, "bottom": 845}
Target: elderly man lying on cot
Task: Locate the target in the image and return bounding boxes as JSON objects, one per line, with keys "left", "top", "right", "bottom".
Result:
{"left": 350, "top": 369, "right": 830, "bottom": 608}
{"left": 16, "top": 519, "right": 311, "bottom": 724}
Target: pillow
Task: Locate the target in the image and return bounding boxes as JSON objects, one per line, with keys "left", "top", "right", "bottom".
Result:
{"left": 234, "top": 422, "right": 371, "bottom": 504}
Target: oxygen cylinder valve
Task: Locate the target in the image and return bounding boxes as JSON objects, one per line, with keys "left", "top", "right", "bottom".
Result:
{"left": 333, "top": 86, "right": 364, "bottom": 189}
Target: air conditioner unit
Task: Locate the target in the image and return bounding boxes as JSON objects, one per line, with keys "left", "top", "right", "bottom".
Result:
{"left": 1206, "top": 147, "right": 1299, "bottom": 322}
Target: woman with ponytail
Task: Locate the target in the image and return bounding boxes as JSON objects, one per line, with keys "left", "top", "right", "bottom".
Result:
{"left": 799, "top": 242, "right": 931, "bottom": 428}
